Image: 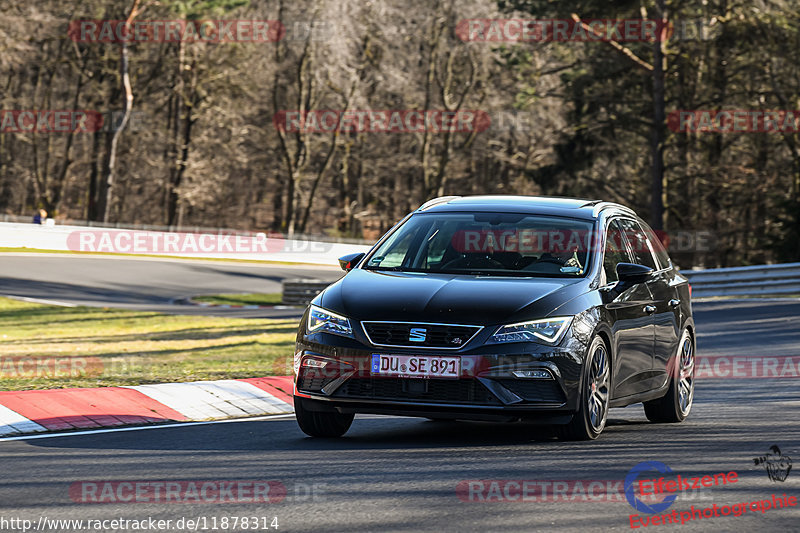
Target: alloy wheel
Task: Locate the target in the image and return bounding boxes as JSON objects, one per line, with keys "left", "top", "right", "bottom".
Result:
{"left": 677, "top": 335, "right": 695, "bottom": 416}
{"left": 587, "top": 343, "right": 610, "bottom": 432}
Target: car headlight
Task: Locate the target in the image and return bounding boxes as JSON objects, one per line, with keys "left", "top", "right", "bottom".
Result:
{"left": 307, "top": 305, "right": 353, "bottom": 338}
{"left": 490, "top": 317, "right": 572, "bottom": 345}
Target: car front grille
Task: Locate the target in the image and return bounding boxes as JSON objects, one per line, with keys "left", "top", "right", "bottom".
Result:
{"left": 332, "top": 378, "right": 501, "bottom": 405}
{"left": 361, "top": 322, "right": 482, "bottom": 349}
{"left": 493, "top": 379, "right": 566, "bottom": 403}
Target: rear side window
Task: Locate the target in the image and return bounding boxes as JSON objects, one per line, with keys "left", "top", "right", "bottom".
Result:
{"left": 603, "top": 219, "right": 633, "bottom": 283}
{"left": 639, "top": 220, "right": 672, "bottom": 270}
{"left": 617, "top": 219, "right": 658, "bottom": 270}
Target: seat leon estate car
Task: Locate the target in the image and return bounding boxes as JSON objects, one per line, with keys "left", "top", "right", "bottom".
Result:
{"left": 293, "top": 196, "right": 695, "bottom": 440}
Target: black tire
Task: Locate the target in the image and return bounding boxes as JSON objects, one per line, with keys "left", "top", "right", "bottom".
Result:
{"left": 294, "top": 397, "right": 354, "bottom": 437}
{"left": 558, "top": 335, "right": 611, "bottom": 441}
{"left": 644, "top": 329, "right": 695, "bottom": 423}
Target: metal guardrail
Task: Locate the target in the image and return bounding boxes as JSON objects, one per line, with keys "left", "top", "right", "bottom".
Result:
{"left": 283, "top": 263, "right": 800, "bottom": 305}
{"left": 682, "top": 263, "right": 800, "bottom": 297}
{"left": 282, "top": 279, "right": 333, "bottom": 306}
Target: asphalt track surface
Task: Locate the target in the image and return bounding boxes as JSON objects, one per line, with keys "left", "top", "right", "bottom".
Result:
{"left": 0, "top": 253, "right": 342, "bottom": 318}
{"left": 0, "top": 255, "right": 798, "bottom": 532}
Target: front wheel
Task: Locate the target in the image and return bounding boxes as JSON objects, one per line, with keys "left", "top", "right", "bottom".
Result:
{"left": 558, "top": 335, "right": 610, "bottom": 441}
{"left": 294, "top": 397, "right": 354, "bottom": 437}
{"left": 644, "top": 328, "right": 695, "bottom": 423}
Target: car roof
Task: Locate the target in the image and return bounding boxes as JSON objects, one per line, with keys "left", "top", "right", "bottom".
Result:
{"left": 416, "top": 195, "right": 636, "bottom": 220}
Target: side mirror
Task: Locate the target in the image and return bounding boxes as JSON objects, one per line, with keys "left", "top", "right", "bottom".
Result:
{"left": 616, "top": 263, "right": 654, "bottom": 284}
{"left": 338, "top": 252, "right": 365, "bottom": 272}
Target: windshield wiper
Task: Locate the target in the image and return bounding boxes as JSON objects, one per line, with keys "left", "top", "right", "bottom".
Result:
{"left": 436, "top": 269, "right": 580, "bottom": 278}
{"left": 363, "top": 266, "right": 423, "bottom": 272}
{"left": 436, "top": 269, "right": 529, "bottom": 277}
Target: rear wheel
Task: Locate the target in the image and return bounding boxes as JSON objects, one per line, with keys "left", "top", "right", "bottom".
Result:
{"left": 644, "top": 329, "right": 695, "bottom": 423}
{"left": 558, "top": 336, "right": 610, "bottom": 441}
{"left": 294, "top": 397, "right": 354, "bottom": 437}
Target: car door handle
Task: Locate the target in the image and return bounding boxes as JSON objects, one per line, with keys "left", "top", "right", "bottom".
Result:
{"left": 669, "top": 299, "right": 681, "bottom": 308}
{"left": 644, "top": 305, "right": 656, "bottom": 314}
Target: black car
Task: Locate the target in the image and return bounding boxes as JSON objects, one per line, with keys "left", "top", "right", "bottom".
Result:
{"left": 293, "top": 196, "right": 695, "bottom": 440}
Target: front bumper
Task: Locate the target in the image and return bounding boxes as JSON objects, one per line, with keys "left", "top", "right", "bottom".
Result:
{"left": 293, "top": 327, "right": 589, "bottom": 421}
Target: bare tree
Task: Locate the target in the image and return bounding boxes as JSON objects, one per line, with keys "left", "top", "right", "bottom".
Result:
{"left": 99, "top": 0, "right": 143, "bottom": 222}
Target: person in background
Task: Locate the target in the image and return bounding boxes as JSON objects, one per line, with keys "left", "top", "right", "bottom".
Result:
{"left": 32, "top": 208, "right": 47, "bottom": 224}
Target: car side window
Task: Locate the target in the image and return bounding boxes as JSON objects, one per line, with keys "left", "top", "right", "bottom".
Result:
{"left": 617, "top": 219, "right": 658, "bottom": 270}
{"left": 639, "top": 220, "right": 672, "bottom": 270}
{"left": 603, "top": 219, "right": 633, "bottom": 283}
{"left": 367, "top": 227, "right": 419, "bottom": 268}
{"left": 421, "top": 220, "right": 460, "bottom": 267}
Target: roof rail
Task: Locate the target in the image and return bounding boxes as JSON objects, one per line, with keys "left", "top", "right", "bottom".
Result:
{"left": 592, "top": 201, "right": 637, "bottom": 217}
{"left": 417, "top": 196, "right": 461, "bottom": 211}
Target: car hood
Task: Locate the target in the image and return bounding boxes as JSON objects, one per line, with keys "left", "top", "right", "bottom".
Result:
{"left": 318, "top": 268, "right": 586, "bottom": 325}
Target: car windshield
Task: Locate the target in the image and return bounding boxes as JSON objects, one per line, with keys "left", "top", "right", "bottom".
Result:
{"left": 364, "top": 212, "right": 596, "bottom": 277}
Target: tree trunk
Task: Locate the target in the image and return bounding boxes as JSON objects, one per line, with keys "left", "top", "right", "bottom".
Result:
{"left": 649, "top": 0, "right": 667, "bottom": 231}
{"left": 101, "top": 0, "right": 141, "bottom": 223}
{"left": 166, "top": 44, "right": 197, "bottom": 226}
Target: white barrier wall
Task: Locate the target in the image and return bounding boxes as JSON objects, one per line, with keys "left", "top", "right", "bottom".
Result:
{"left": 0, "top": 222, "right": 371, "bottom": 267}
{"left": 5, "top": 221, "right": 796, "bottom": 294}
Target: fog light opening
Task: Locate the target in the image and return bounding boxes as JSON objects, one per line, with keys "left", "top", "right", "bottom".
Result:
{"left": 512, "top": 369, "right": 553, "bottom": 379}
{"left": 302, "top": 357, "right": 330, "bottom": 369}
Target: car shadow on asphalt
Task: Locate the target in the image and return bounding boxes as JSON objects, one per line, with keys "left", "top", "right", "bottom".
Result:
{"left": 20, "top": 414, "right": 656, "bottom": 452}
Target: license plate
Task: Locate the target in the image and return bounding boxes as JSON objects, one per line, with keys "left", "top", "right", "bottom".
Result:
{"left": 371, "top": 354, "right": 460, "bottom": 379}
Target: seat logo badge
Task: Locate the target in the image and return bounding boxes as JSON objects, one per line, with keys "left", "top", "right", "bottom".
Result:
{"left": 409, "top": 328, "right": 427, "bottom": 342}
